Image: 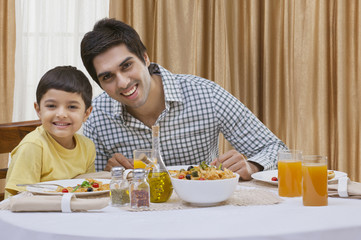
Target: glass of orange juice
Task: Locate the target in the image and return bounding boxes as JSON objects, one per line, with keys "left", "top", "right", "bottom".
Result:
{"left": 278, "top": 150, "right": 303, "bottom": 197}
{"left": 133, "top": 149, "right": 153, "bottom": 169}
{"left": 302, "top": 155, "right": 328, "bottom": 206}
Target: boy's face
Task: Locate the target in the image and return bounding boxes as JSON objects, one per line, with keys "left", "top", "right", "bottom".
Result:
{"left": 93, "top": 44, "right": 152, "bottom": 110}
{"left": 34, "top": 89, "right": 92, "bottom": 149}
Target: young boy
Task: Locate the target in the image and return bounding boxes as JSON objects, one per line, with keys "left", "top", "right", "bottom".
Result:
{"left": 5, "top": 66, "right": 95, "bottom": 198}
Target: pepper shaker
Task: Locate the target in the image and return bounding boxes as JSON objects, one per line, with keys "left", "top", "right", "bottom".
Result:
{"left": 130, "top": 168, "right": 150, "bottom": 209}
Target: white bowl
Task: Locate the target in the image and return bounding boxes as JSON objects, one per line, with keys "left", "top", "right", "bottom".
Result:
{"left": 170, "top": 173, "right": 239, "bottom": 206}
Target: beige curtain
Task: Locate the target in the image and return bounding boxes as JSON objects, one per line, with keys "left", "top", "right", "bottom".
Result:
{"left": 0, "top": 0, "right": 16, "bottom": 195}
{"left": 292, "top": 1, "right": 361, "bottom": 182}
{"left": 0, "top": 0, "right": 15, "bottom": 123}
{"left": 1, "top": 1, "right": 359, "bottom": 181}
{"left": 110, "top": 0, "right": 360, "bottom": 181}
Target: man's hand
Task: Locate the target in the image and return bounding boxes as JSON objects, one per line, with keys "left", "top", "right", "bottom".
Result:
{"left": 211, "top": 150, "right": 262, "bottom": 180}
{"left": 104, "top": 153, "right": 133, "bottom": 171}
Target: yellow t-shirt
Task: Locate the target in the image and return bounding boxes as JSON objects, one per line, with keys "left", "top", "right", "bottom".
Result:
{"left": 5, "top": 125, "right": 96, "bottom": 198}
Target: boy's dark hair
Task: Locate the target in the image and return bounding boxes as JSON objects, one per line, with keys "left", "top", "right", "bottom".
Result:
{"left": 36, "top": 66, "right": 93, "bottom": 110}
{"left": 80, "top": 18, "right": 147, "bottom": 87}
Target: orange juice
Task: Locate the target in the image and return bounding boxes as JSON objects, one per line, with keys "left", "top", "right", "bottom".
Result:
{"left": 133, "top": 149, "right": 152, "bottom": 169}
{"left": 134, "top": 160, "right": 147, "bottom": 169}
{"left": 278, "top": 161, "right": 302, "bottom": 197}
{"left": 302, "top": 164, "right": 328, "bottom": 206}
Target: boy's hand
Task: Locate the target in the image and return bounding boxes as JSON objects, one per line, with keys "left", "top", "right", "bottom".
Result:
{"left": 210, "top": 150, "right": 262, "bottom": 181}
{"left": 104, "top": 153, "right": 133, "bottom": 171}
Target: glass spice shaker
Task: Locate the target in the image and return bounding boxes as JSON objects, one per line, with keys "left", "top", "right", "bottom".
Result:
{"left": 110, "top": 166, "right": 130, "bottom": 207}
{"left": 130, "top": 168, "right": 150, "bottom": 209}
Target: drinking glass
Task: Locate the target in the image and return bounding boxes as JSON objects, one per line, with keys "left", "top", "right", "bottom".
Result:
{"left": 278, "top": 150, "right": 303, "bottom": 197}
{"left": 302, "top": 155, "right": 328, "bottom": 206}
{"left": 133, "top": 149, "right": 153, "bottom": 169}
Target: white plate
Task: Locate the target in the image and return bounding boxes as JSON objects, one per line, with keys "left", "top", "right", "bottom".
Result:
{"left": 251, "top": 170, "right": 347, "bottom": 185}
{"left": 167, "top": 165, "right": 189, "bottom": 171}
{"left": 26, "top": 179, "right": 110, "bottom": 196}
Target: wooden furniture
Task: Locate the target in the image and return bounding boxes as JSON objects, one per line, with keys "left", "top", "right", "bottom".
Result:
{"left": 0, "top": 120, "right": 42, "bottom": 200}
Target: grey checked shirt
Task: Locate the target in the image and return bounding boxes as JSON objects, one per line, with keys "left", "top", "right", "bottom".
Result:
{"left": 84, "top": 64, "right": 287, "bottom": 171}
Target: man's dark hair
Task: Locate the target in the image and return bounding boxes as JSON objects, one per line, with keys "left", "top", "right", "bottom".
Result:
{"left": 36, "top": 66, "right": 93, "bottom": 110}
{"left": 80, "top": 18, "right": 147, "bottom": 87}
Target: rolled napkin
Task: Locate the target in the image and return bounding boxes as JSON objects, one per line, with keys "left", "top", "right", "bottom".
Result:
{"left": 328, "top": 177, "right": 361, "bottom": 199}
{"left": 74, "top": 171, "right": 111, "bottom": 179}
{"left": 0, "top": 192, "right": 109, "bottom": 212}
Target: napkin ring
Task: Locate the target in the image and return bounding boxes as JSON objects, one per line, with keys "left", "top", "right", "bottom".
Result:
{"left": 337, "top": 177, "right": 349, "bottom": 198}
{"left": 61, "top": 193, "right": 75, "bottom": 213}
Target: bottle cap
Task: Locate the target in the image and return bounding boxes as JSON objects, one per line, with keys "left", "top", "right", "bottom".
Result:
{"left": 111, "top": 166, "right": 124, "bottom": 177}
{"left": 133, "top": 168, "right": 147, "bottom": 179}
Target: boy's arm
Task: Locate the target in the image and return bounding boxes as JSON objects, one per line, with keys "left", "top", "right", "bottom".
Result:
{"left": 5, "top": 143, "right": 42, "bottom": 198}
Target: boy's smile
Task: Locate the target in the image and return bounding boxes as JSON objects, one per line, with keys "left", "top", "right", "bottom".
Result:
{"left": 34, "top": 89, "right": 92, "bottom": 149}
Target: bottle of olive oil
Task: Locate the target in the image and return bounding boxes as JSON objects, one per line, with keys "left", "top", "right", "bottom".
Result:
{"left": 148, "top": 125, "right": 173, "bottom": 203}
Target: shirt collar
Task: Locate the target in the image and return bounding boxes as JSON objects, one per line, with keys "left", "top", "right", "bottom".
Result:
{"left": 150, "top": 63, "right": 183, "bottom": 103}
{"left": 112, "top": 97, "right": 124, "bottom": 121}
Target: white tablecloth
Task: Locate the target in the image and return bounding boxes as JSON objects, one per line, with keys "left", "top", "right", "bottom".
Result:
{"left": 1, "top": 185, "right": 361, "bottom": 240}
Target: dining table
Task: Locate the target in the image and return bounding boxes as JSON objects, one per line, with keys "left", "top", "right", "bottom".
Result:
{"left": 0, "top": 178, "right": 360, "bottom": 240}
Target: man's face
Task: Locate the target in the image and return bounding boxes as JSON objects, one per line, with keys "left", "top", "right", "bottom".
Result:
{"left": 93, "top": 44, "right": 151, "bottom": 109}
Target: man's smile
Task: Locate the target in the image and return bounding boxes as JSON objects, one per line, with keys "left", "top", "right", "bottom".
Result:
{"left": 122, "top": 84, "right": 138, "bottom": 97}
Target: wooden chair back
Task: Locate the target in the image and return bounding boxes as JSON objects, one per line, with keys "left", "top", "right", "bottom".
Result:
{"left": 0, "top": 120, "right": 42, "bottom": 200}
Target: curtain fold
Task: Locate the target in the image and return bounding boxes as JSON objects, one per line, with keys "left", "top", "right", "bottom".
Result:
{"left": 109, "top": 0, "right": 360, "bottom": 181}
{"left": 0, "top": 0, "right": 16, "bottom": 199}
{"left": 0, "top": 0, "right": 15, "bottom": 124}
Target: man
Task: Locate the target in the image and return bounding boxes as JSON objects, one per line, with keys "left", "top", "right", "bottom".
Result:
{"left": 81, "top": 18, "right": 287, "bottom": 180}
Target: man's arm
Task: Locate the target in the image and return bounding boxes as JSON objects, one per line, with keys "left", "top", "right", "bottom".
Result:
{"left": 83, "top": 119, "right": 112, "bottom": 171}
{"left": 212, "top": 84, "right": 288, "bottom": 178}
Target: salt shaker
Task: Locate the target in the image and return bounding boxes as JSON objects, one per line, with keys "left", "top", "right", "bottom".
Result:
{"left": 130, "top": 168, "right": 150, "bottom": 209}
{"left": 110, "top": 166, "right": 129, "bottom": 207}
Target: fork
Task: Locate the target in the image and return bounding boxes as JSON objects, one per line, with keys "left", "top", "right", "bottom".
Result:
{"left": 17, "top": 183, "right": 63, "bottom": 188}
